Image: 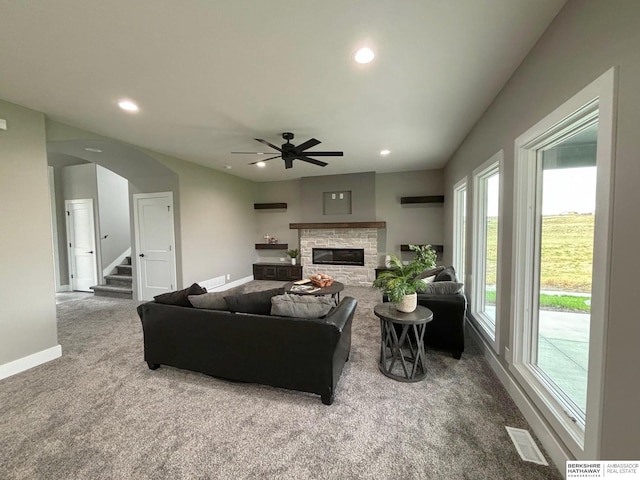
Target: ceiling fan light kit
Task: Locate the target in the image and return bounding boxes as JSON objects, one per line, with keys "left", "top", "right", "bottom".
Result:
{"left": 232, "top": 132, "right": 344, "bottom": 170}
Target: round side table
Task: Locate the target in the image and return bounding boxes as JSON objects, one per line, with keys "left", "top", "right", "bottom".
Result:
{"left": 374, "top": 303, "right": 433, "bottom": 382}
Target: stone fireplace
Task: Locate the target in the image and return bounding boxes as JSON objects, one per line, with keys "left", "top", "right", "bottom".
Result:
{"left": 293, "top": 222, "right": 385, "bottom": 286}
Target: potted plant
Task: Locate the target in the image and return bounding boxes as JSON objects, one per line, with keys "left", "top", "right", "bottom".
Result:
{"left": 373, "top": 254, "right": 428, "bottom": 312}
{"left": 409, "top": 244, "right": 437, "bottom": 271}
{"left": 286, "top": 248, "right": 299, "bottom": 265}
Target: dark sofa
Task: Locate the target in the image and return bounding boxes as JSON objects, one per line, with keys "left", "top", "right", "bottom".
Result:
{"left": 383, "top": 265, "right": 467, "bottom": 359}
{"left": 418, "top": 266, "right": 467, "bottom": 359}
{"left": 137, "top": 296, "right": 357, "bottom": 405}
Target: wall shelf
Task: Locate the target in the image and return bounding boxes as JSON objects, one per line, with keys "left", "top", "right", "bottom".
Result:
{"left": 255, "top": 243, "right": 288, "bottom": 250}
{"left": 400, "top": 244, "right": 444, "bottom": 253}
{"left": 254, "top": 203, "right": 288, "bottom": 210}
{"left": 400, "top": 195, "right": 444, "bottom": 204}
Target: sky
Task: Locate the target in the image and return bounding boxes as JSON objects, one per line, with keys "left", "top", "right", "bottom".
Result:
{"left": 486, "top": 166, "right": 597, "bottom": 216}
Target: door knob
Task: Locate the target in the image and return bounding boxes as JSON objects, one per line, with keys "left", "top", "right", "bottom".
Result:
{"left": 139, "top": 253, "right": 145, "bottom": 257}
{"left": 88, "top": 251, "right": 94, "bottom": 254}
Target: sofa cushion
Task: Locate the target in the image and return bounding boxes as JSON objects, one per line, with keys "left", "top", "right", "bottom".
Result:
{"left": 271, "top": 294, "right": 336, "bottom": 318}
{"left": 154, "top": 283, "right": 207, "bottom": 307}
{"left": 188, "top": 285, "right": 245, "bottom": 310}
{"left": 224, "top": 287, "right": 285, "bottom": 315}
{"left": 421, "top": 281, "right": 464, "bottom": 295}
{"left": 416, "top": 266, "right": 445, "bottom": 280}
{"left": 434, "top": 266, "right": 457, "bottom": 282}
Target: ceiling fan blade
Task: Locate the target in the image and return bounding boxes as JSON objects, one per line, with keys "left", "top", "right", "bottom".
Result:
{"left": 231, "top": 151, "right": 272, "bottom": 155}
{"left": 301, "top": 151, "right": 343, "bottom": 157}
{"left": 296, "top": 155, "right": 328, "bottom": 167}
{"left": 294, "top": 138, "right": 321, "bottom": 152}
{"left": 255, "top": 138, "right": 282, "bottom": 152}
{"left": 249, "top": 155, "right": 280, "bottom": 165}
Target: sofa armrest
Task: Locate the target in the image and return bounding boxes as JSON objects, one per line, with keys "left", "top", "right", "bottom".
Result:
{"left": 324, "top": 297, "right": 357, "bottom": 331}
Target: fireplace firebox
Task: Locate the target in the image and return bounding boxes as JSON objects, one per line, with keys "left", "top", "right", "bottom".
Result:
{"left": 312, "top": 248, "right": 365, "bottom": 266}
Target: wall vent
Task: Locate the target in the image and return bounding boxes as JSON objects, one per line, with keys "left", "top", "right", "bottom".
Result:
{"left": 505, "top": 427, "right": 548, "bottom": 465}
{"left": 198, "top": 275, "right": 225, "bottom": 291}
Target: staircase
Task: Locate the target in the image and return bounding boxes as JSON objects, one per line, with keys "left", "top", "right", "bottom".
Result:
{"left": 91, "top": 257, "right": 133, "bottom": 299}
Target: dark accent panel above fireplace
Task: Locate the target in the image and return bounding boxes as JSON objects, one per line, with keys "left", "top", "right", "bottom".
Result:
{"left": 313, "top": 248, "right": 365, "bottom": 266}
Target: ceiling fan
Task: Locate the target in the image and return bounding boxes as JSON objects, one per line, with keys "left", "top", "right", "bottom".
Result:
{"left": 232, "top": 132, "right": 343, "bottom": 169}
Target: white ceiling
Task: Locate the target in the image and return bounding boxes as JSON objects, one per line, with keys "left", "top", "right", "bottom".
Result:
{"left": 0, "top": 0, "right": 566, "bottom": 182}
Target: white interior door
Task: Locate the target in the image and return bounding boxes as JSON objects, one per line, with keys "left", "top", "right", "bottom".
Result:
{"left": 65, "top": 199, "right": 98, "bottom": 292}
{"left": 134, "top": 192, "right": 177, "bottom": 301}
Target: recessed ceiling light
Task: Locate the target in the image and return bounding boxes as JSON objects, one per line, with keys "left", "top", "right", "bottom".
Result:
{"left": 85, "top": 147, "right": 102, "bottom": 153}
{"left": 118, "top": 99, "right": 139, "bottom": 112}
{"left": 224, "top": 165, "right": 232, "bottom": 169}
{"left": 355, "top": 47, "right": 375, "bottom": 64}
{"left": 380, "top": 149, "right": 391, "bottom": 156}
{"left": 256, "top": 161, "right": 266, "bottom": 168}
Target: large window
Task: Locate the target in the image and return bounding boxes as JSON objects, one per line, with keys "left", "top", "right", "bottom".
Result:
{"left": 471, "top": 152, "right": 502, "bottom": 346}
{"left": 452, "top": 178, "right": 467, "bottom": 285}
{"left": 512, "top": 69, "right": 615, "bottom": 458}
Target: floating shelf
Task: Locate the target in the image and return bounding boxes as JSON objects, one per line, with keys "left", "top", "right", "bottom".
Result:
{"left": 400, "top": 195, "right": 444, "bottom": 204}
{"left": 401, "top": 244, "right": 444, "bottom": 253}
{"left": 254, "top": 203, "right": 288, "bottom": 210}
{"left": 290, "top": 221, "right": 386, "bottom": 229}
{"left": 255, "top": 243, "right": 289, "bottom": 250}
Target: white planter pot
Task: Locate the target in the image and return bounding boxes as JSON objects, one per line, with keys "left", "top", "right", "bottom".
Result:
{"left": 291, "top": 258, "right": 297, "bottom": 265}
{"left": 395, "top": 292, "right": 417, "bottom": 313}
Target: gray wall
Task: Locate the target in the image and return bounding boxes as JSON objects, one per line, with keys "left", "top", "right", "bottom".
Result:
{"left": 253, "top": 170, "right": 445, "bottom": 265}
{"left": 442, "top": 0, "right": 640, "bottom": 459}
{"left": 0, "top": 99, "right": 58, "bottom": 365}
{"left": 254, "top": 179, "right": 302, "bottom": 262}
{"left": 96, "top": 165, "right": 130, "bottom": 274}
{"left": 376, "top": 170, "right": 444, "bottom": 264}
{"left": 300, "top": 172, "right": 376, "bottom": 223}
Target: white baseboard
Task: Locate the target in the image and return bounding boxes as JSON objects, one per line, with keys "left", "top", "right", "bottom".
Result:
{"left": 57, "top": 284, "right": 71, "bottom": 293}
{"left": 208, "top": 275, "right": 254, "bottom": 292}
{"left": 465, "top": 320, "right": 571, "bottom": 474}
{"left": 0, "top": 345, "right": 62, "bottom": 381}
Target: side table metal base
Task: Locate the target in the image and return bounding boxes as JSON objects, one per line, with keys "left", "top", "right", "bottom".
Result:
{"left": 379, "top": 320, "right": 428, "bottom": 382}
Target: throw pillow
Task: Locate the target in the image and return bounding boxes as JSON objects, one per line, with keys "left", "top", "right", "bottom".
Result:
{"left": 421, "top": 281, "right": 464, "bottom": 295}
{"left": 188, "top": 292, "right": 229, "bottom": 310}
{"left": 434, "top": 266, "right": 457, "bottom": 282}
{"left": 154, "top": 283, "right": 207, "bottom": 307}
{"left": 224, "top": 287, "right": 285, "bottom": 315}
{"left": 271, "top": 294, "right": 336, "bottom": 318}
{"left": 416, "top": 266, "right": 445, "bottom": 280}
{"left": 189, "top": 285, "right": 246, "bottom": 310}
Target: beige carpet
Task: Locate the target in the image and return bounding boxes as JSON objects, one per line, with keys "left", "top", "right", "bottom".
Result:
{"left": 0, "top": 281, "right": 562, "bottom": 479}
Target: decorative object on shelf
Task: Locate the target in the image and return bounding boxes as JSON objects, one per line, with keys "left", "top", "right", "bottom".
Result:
{"left": 264, "top": 234, "right": 272, "bottom": 243}
{"left": 385, "top": 255, "right": 392, "bottom": 268}
{"left": 408, "top": 244, "right": 437, "bottom": 271}
{"left": 400, "top": 244, "right": 444, "bottom": 253}
{"left": 372, "top": 255, "right": 428, "bottom": 313}
{"left": 269, "top": 236, "right": 278, "bottom": 244}
{"left": 310, "top": 273, "right": 334, "bottom": 288}
{"left": 286, "top": 248, "right": 299, "bottom": 265}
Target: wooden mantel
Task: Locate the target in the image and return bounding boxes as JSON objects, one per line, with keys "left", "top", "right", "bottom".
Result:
{"left": 289, "top": 221, "right": 386, "bottom": 229}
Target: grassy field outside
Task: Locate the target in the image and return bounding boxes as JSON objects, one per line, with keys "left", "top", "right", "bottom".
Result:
{"left": 485, "top": 213, "right": 594, "bottom": 311}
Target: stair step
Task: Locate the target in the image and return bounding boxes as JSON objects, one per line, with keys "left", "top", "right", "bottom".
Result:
{"left": 105, "top": 274, "right": 133, "bottom": 288}
{"left": 91, "top": 284, "right": 132, "bottom": 299}
{"left": 116, "top": 264, "right": 132, "bottom": 274}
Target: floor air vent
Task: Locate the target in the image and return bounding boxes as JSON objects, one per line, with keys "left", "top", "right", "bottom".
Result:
{"left": 505, "top": 427, "right": 548, "bottom": 465}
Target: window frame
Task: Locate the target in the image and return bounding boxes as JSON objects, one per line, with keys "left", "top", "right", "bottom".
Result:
{"left": 452, "top": 177, "right": 467, "bottom": 287}
{"left": 511, "top": 68, "right": 615, "bottom": 459}
{"left": 471, "top": 151, "right": 503, "bottom": 350}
